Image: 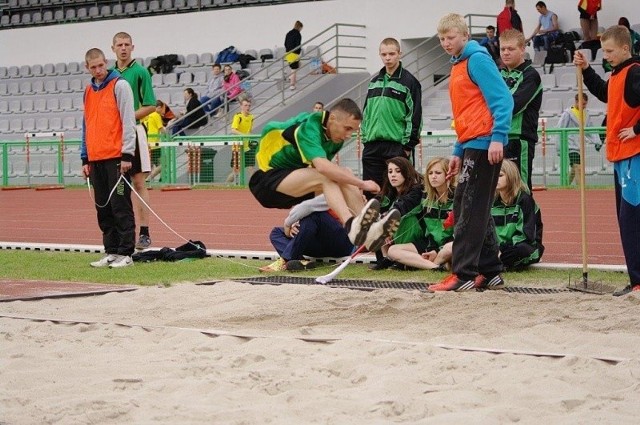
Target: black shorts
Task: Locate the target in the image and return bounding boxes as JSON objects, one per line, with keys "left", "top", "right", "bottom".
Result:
{"left": 289, "top": 61, "right": 300, "bottom": 70}
{"left": 130, "top": 125, "right": 152, "bottom": 175}
{"left": 578, "top": 7, "right": 596, "bottom": 20}
{"left": 569, "top": 151, "right": 581, "bottom": 165}
{"left": 249, "top": 168, "right": 314, "bottom": 209}
{"left": 412, "top": 239, "right": 437, "bottom": 255}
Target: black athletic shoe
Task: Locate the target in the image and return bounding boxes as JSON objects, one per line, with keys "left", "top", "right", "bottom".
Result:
{"left": 612, "top": 284, "right": 640, "bottom": 296}
{"left": 368, "top": 257, "right": 394, "bottom": 270}
{"left": 346, "top": 199, "right": 380, "bottom": 247}
{"left": 285, "top": 259, "right": 317, "bottom": 271}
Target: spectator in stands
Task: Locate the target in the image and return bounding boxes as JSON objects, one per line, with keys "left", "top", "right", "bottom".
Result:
{"left": 558, "top": 92, "right": 603, "bottom": 185}
{"left": 578, "top": 0, "right": 601, "bottom": 43}
{"left": 284, "top": 20, "right": 303, "bottom": 90}
{"left": 497, "top": 0, "right": 524, "bottom": 37}
{"left": 499, "top": 29, "right": 542, "bottom": 191}
{"left": 313, "top": 101, "right": 324, "bottom": 112}
{"left": 171, "top": 88, "right": 208, "bottom": 136}
{"left": 386, "top": 157, "right": 455, "bottom": 271}
{"left": 259, "top": 195, "right": 354, "bottom": 272}
{"left": 111, "top": 31, "right": 157, "bottom": 250}
{"left": 81, "top": 48, "right": 136, "bottom": 269}
{"left": 200, "top": 64, "right": 224, "bottom": 116}
{"left": 429, "top": 13, "right": 512, "bottom": 292}
{"left": 227, "top": 98, "right": 255, "bottom": 183}
{"left": 369, "top": 156, "right": 423, "bottom": 270}
{"left": 249, "top": 98, "right": 400, "bottom": 253}
{"left": 574, "top": 25, "right": 640, "bottom": 296}
{"left": 480, "top": 25, "right": 501, "bottom": 64}
{"left": 526, "top": 1, "right": 560, "bottom": 51}
{"left": 492, "top": 160, "right": 544, "bottom": 270}
{"left": 618, "top": 17, "right": 640, "bottom": 55}
{"left": 361, "top": 37, "right": 422, "bottom": 200}
{"left": 142, "top": 100, "right": 170, "bottom": 182}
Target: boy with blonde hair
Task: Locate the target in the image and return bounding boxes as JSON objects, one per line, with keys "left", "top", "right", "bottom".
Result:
{"left": 574, "top": 25, "right": 640, "bottom": 296}
{"left": 429, "top": 13, "right": 513, "bottom": 291}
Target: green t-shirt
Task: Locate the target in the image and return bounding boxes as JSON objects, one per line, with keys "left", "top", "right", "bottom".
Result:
{"left": 113, "top": 60, "right": 156, "bottom": 115}
{"left": 256, "top": 111, "right": 343, "bottom": 171}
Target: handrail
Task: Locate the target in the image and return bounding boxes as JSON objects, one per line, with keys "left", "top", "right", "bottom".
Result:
{"left": 166, "top": 23, "right": 367, "bottom": 137}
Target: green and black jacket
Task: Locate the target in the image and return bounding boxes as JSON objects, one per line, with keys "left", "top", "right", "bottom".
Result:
{"left": 393, "top": 195, "right": 454, "bottom": 251}
{"left": 500, "top": 59, "right": 542, "bottom": 144}
{"left": 362, "top": 62, "right": 423, "bottom": 149}
{"left": 491, "top": 190, "right": 544, "bottom": 254}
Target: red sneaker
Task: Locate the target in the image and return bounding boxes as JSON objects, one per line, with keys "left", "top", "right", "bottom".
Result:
{"left": 429, "top": 274, "right": 477, "bottom": 292}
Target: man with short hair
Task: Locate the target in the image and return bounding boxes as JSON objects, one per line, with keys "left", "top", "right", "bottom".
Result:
{"left": 111, "top": 32, "right": 157, "bottom": 250}
{"left": 361, "top": 37, "right": 422, "bottom": 199}
{"left": 480, "top": 25, "right": 500, "bottom": 63}
{"left": 499, "top": 29, "right": 542, "bottom": 191}
{"left": 81, "top": 48, "right": 136, "bottom": 269}
{"left": 526, "top": 1, "right": 560, "bottom": 51}
{"left": 200, "top": 63, "right": 223, "bottom": 116}
{"left": 249, "top": 98, "right": 401, "bottom": 252}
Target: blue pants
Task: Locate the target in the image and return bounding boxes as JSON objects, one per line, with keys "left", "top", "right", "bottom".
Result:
{"left": 614, "top": 157, "right": 640, "bottom": 284}
{"left": 270, "top": 212, "right": 353, "bottom": 260}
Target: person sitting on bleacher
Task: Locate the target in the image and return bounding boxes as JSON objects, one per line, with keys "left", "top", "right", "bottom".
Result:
{"left": 200, "top": 64, "right": 224, "bottom": 116}
{"left": 526, "top": 1, "right": 560, "bottom": 51}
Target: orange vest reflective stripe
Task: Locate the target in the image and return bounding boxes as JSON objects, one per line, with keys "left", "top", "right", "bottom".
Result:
{"left": 84, "top": 79, "right": 124, "bottom": 161}
{"left": 606, "top": 63, "right": 640, "bottom": 162}
{"left": 449, "top": 58, "right": 493, "bottom": 143}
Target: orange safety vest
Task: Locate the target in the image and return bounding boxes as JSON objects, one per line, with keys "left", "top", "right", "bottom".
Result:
{"left": 84, "top": 78, "right": 124, "bottom": 162}
{"left": 449, "top": 58, "right": 493, "bottom": 143}
{"left": 606, "top": 63, "right": 640, "bottom": 162}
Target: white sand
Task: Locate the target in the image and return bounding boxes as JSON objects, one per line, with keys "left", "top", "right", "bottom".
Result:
{"left": 1, "top": 281, "right": 639, "bottom": 424}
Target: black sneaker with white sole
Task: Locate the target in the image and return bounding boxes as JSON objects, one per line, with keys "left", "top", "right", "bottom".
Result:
{"left": 346, "top": 199, "right": 380, "bottom": 247}
{"left": 364, "top": 209, "right": 401, "bottom": 252}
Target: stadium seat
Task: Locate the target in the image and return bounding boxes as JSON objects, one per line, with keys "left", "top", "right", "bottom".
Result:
{"left": 53, "top": 9, "right": 64, "bottom": 22}
{"left": 43, "top": 63, "right": 56, "bottom": 75}
{"left": 178, "top": 72, "right": 193, "bottom": 85}
{"left": 21, "top": 99, "right": 34, "bottom": 113}
{"left": 199, "top": 52, "right": 214, "bottom": 65}
{"left": 76, "top": 7, "right": 88, "bottom": 20}
{"left": 151, "top": 73, "right": 163, "bottom": 87}
{"left": 54, "top": 62, "right": 68, "bottom": 75}
{"left": 31, "top": 64, "right": 44, "bottom": 76}
{"left": 57, "top": 79, "right": 72, "bottom": 93}
{"left": 149, "top": 1, "right": 161, "bottom": 12}
{"left": 19, "top": 64, "right": 31, "bottom": 77}
{"left": 9, "top": 119, "right": 22, "bottom": 133}
{"left": 49, "top": 117, "right": 62, "bottom": 131}
{"left": 36, "top": 118, "right": 50, "bottom": 132}
{"left": 46, "top": 98, "right": 61, "bottom": 111}
{"left": 540, "top": 96, "right": 563, "bottom": 117}
{"left": 0, "top": 120, "right": 10, "bottom": 134}
{"left": 136, "top": 1, "right": 148, "bottom": 14}
{"left": 32, "top": 11, "right": 43, "bottom": 24}
{"left": 161, "top": 0, "right": 174, "bottom": 11}
{"left": 175, "top": 0, "right": 188, "bottom": 10}
{"left": 10, "top": 14, "right": 21, "bottom": 26}
{"left": 9, "top": 100, "right": 21, "bottom": 113}
{"left": 112, "top": 4, "right": 123, "bottom": 15}
{"left": 62, "top": 116, "right": 77, "bottom": 131}
{"left": 69, "top": 79, "right": 83, "bottom": 92}
{"left": 88, "top": 6, "right": 99, "bottom": 19}
{"left": 42, "top": 10, "right": 53, "bottom": 22}
{"left": 163, "top": 73, "right": 178, "bottom": 86}
{"left": 67, "top": 61, "right": 82, "bottom": 74}
{"left": 0, "top": 83, "right": 6, "bottom": 95}
{"left": 19, "top": 81, "right": 33, "bottom": 94}
{"left": 72, "top": 97, "right": 83, "bottom": 110}
{"left": 0, "top": 67, "right": 7, "bottom": 78}
{"left": 64, "top": 8, "right": 76, "bottom": 21}
{"left": 7, "top": 66, "right": 19, "bottom": 78}
{"left": 540, "top": 73, "right": 556, "bottom": 91}
{"left": 23, "top": 118, "right": 36, "bottom": 132}
{"left": 124, "top": 2, "right": 136, "bottom": 15}
{"left": 183, "top": 53, "right": 200, "bottom": 67}
{"left": 31, "top": 79, "right": 45, "bottom": 93}
{"left": 193, "top": 71, "right": 207, "bottom": 85}
{"left": 34, "top": 98, "right": 48, "bottom": 112}
{"left": 60, "top": 97, "right": 74, "bottom": 111}
{"left": 0, "top": 100, "right": 8, "bottom": 114}
{"left": 21, "top": 12, "right": 32, "bottom": 26}
{"left": 7, "top": 82, "right": 20, "bottom": 95}
{"left": 0, "top": 15, "right": 9, "bottom": 27}
{"left": 100, "top": 5, "right": 112, "bottom": 17}
{"left": 555, "top": 73, "right": 577, "bottom": 90}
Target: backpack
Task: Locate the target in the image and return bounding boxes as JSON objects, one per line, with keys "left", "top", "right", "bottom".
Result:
{"left": 215, "top": 46, "right": 239, "bottom": 64}
{"left": 543, "top": 46, "right": 568, "bottom": 73}
{"left": 236, "top": 69, "right": 250, "bottom": 80}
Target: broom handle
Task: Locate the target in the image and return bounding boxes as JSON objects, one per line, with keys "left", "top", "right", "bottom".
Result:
{"left": 577, "top": 65, "right": 588, "bottom": 283}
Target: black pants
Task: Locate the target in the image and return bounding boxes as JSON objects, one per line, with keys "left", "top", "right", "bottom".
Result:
{"left": 362, "top": 140, "right": 409, "bottom": 199}
{"left": 451, "top": 148, "right": 503, "bottom": 280}
{"left": 504, "top": 138, "right": 535, "bottom": 191}
{"left": 90, "top": 159, "right": 135, "bottom": 256}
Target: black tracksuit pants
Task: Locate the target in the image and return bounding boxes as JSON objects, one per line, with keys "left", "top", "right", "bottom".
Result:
{"left": 90, "top": 159, "right": 135, "bottom": 256}
{"left": 451, "top": 148, "right": 503, "bottom": 280}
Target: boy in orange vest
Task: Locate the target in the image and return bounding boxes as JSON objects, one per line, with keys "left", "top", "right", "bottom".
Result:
{"left": 429, "top": 14, "right": 513, "bottom": 291}
{"left": 574, "top": 25, "right": 640, "bottom": 296}
{"left": 81, "top": 48, "right": 137, "bottom": 269}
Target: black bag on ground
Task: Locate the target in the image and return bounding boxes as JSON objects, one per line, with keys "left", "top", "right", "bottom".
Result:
{"left": 132, "top": 240, "right": 209, "bottom": 262}
{"left": 543, "top": 46, "right": 568, "bottom": 73}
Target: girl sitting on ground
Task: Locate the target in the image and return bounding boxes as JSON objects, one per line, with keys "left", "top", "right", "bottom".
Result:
{"left": 386, "top": 157, "right": 455, "bottom": 271}
{"left": 369, "top": 156, "right": 423, "bottom": 270}
{"left": 492, "top": 159, "right": 544, "bottom": 270}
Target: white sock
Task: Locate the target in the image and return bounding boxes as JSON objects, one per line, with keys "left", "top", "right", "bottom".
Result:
{"left": 285, "top": 195, "right": 329, "bottom": 227}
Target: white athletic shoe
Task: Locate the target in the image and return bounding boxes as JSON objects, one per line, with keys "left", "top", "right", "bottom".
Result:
{"left": 90, "top": 254, "right": 117, "bottom": 268}
{"left": 364, "top": 209, "right": 401, "bottom": 252}
{"left": 108, "top": 255, "right": 133, "bottom": 268}
{"left": 347, "top": 199, "right": 380, "bottom": 246}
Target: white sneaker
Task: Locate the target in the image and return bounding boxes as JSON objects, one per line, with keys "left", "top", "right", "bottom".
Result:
{"left": 90, "top": 254, "right": 117, "bottom": 268}
{"left": 347, "top": 199, "right": 380, "bottom": 247}
{"left": 108, "top": 255, "right": 133, "bottom": 268}
{"left": 364, "top": 209, "right": 401, "bottom": 252}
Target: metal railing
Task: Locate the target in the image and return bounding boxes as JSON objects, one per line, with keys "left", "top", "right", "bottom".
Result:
{"left": 167, "top": 23, "right": 367, "bottom": 136}
{"left": 0, "top": 126, "right": 610, "bottom": 189}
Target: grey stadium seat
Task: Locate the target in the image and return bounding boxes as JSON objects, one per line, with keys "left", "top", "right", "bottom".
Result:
{"left": 36, "top": 118, "right": 50, "bottom": 132}
{"left": 31, "top": 64, "right": 44, "bottom": 76}
{"left": 9, "top": 100, "right": 21, "bottom": 113}
{"left": 21, "top": 99, "right": 34, "bottom": 112}
{"left": 19, "top": 64, "right": 31, "bottom": 77}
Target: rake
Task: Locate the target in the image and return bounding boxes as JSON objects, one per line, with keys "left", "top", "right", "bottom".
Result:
{"left": 567, "top": 65, "right": 612, "bottom": 295}
{"left": 315, "top": 244, "right": 367, "bottom": 284}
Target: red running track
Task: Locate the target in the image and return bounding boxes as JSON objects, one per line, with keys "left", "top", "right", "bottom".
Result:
{"left": 0, "top": 187, "right": 624, "bottom": 266}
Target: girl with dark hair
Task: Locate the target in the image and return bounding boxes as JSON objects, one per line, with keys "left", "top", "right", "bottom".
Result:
{"left": 369, "top": 156, "right": 423, "bottom": 270}
{"left": 172, "top": 88, "right": 208, "bottom": 136}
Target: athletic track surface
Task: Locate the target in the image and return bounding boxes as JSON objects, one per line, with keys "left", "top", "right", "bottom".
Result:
{"left": 0, "top": 187, "right": 624, "bottom": 266}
